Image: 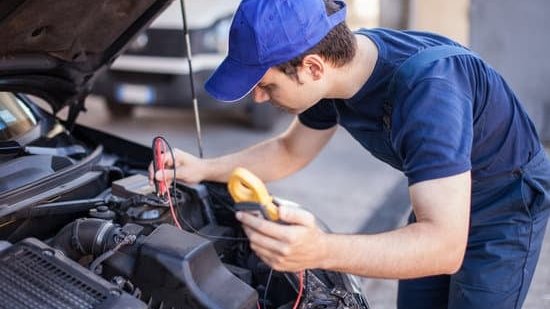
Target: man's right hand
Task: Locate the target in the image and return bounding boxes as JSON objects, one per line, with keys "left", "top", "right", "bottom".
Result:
{"left": 148, "top": 148, "right": 206, "bottom": 186}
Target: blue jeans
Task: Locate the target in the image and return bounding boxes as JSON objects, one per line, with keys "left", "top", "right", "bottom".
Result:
{"left": 398, "top": 150, "right": 550, "bottom": 309}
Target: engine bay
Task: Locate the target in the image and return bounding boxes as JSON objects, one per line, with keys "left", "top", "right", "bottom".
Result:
{"left": 0, "top": 118, "right": 369, "bottom": 308}
{"left": 0, "top": 170, "right": 369, "bottom": 309}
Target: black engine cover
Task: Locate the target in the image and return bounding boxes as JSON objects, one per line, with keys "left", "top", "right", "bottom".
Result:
{"left": 133, "top": 224, "right": 258, "bottom": 309}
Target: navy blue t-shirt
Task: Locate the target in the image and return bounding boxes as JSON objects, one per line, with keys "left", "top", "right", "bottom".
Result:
{"left": 299, "top": 28, "right": 541, "bottom": 185}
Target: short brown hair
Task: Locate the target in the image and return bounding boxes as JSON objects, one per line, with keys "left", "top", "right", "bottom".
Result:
{"left": 276, "top": 0, "right": 357, "bottom": 80}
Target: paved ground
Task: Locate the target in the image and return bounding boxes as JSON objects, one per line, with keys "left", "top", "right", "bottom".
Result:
{"left": 74, "top": 96, "right": 550, "bottom": 308}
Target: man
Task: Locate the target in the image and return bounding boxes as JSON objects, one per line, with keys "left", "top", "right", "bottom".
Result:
{"left": 150, "top": 0, "right": 550, "bottom": 308}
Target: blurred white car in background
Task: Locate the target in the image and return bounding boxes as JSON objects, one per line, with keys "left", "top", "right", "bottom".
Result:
{"left": 92, "top": 0, "right": 278, "bottom": 130}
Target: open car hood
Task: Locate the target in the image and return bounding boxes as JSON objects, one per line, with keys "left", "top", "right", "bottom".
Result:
{"left": 0, "top": 0, "right": 173, "bottom": 116}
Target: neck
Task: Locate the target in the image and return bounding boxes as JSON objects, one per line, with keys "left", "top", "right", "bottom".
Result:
{"left": 327, "top": 34, "right": 378, "bottom": 99}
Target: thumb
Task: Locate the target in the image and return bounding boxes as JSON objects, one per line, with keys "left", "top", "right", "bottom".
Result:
{"left": 278, "top": 205, "right": 316, "bottom": 227}
{"left": 155, "top": 169, "right": 175, "bottom": 182}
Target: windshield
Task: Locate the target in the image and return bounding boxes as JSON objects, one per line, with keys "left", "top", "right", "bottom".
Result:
{"left": 0, "top": 92, "right": 37, "bottom": 141}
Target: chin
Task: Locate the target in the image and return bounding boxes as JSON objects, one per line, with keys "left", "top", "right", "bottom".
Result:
{"left": 281, "top": 106, "right": 305, "bottom": 114}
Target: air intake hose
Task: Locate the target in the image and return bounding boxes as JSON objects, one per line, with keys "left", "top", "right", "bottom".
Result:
{"left": 51, "top": 218, "right": 119, "bottom": 260}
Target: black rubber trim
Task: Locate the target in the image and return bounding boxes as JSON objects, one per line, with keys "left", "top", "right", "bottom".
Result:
{"left": 0, "top": 145, "right": 103, "bottom": 216}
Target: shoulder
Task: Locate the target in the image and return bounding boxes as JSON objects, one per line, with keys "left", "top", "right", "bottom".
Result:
{"left": 355, "top": 28, "right": 461, "bottom": 52}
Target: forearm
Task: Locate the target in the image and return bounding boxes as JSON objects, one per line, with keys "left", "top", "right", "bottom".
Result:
{"left": 320, "top": 222, "right": 465, "bottom": 279}
{"left": 203, "top": 136, "right": 306, "bottom": 183}
{"left": 236, "top": 173, "right": 470, "bottom": 277}
{"left": 202, "top": 118, "right": 337, "bottom": 183}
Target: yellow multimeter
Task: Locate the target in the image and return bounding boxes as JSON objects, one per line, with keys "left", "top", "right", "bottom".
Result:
{"left": 228, "top": 167, "right": 279, "bottom": 221}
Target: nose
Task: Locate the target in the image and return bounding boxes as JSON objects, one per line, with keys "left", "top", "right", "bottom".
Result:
{"left": 252, "top": 86, "right": 270, "bottom": 103}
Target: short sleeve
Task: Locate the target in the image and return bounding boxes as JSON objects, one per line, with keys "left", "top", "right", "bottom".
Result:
{"left": 298, "top": 99, "right": 338, "bottom": 130}
{"left": 392, "top": 78, "right": 473, "bottom": 185}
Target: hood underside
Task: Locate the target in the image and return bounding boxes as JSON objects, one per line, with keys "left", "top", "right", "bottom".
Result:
{"left": 0, "top": 0, "right": 173, "bottom": 112}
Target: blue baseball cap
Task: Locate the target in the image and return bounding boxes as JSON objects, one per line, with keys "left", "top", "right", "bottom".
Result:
{"left": 204, "top": 0, "right": 347, "bottom": 102}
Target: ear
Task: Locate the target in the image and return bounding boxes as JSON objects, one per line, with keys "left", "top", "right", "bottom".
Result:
{"left": 301, "top": 54, "right": 325, "bottom": 81}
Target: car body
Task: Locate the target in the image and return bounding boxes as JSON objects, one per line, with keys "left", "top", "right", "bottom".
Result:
{"left": 0, "top": 0, "right": 369, "bottom": 308}
{"left": 91, "top": 0, "right": 278, "bottom": 131}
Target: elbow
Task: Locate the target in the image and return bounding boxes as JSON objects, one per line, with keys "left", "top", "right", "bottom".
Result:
{"left": 445, "top": 255, "right": 464, "bottom": 274}
{"left": 433, "top": 228, "right": 467, "bottom": 275}
{"left": 434, "top": 222, "right": 468, "bottom": 275}
{"left": 443, "top": 244, "right": 466, "bottom": 275}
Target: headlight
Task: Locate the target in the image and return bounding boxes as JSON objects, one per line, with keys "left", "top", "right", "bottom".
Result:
{"left": 128, "top": 33, "right": 149, "bottom": 52}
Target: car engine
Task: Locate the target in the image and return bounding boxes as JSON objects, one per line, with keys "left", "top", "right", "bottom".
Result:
{"left": 0, "top": 169, "right": 370, "bottom": 309}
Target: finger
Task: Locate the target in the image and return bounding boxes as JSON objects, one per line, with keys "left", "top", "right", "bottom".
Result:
{"left": 161, "top": 152, "right": 175, "bottom": 168}
{"left": 278, "top": 205, "right": 316, "bottom": 227}
{"left": 242, "top": 226, "right": 287, "bottom": 255}
{"left": 249, "top": 244, "right": 301, "bottom": 272}
{"left": 236, "top": 211, "right": 289, "bottom": 240}
{"left": 150, "top": 151, "right": 175, "bottom": 182}
{"left": 155, "top": 169, "right": 175, "bottom": 183}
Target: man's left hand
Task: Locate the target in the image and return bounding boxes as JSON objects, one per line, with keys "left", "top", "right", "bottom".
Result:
{"left": 236, "top": 205, "right": 327, "bottom": 272}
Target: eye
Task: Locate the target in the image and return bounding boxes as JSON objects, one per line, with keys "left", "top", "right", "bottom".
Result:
{"left": 258, "top": 83, "right": 273, "bottom": 91}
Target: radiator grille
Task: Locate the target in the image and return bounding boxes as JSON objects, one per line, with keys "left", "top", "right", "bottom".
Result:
{"left": 0, "top": 242, "right": 108, "bottom": 309}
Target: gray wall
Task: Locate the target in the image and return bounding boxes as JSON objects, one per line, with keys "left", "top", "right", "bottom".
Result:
{"left": 469, "top": 0, "right": 550, "bottom": 140}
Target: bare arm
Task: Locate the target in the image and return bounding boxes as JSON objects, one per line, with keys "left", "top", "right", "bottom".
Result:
{"left": 150, "top": 118, "right": 337, "bottom": 184}
{"left": 205, "top": 118, "right": 337, "bottom": 182}
{"left": 321, "top": 171, "right": 471, "bottom": 278}
{"left": 237, "top": 171, "right": 471, "bottom": 278}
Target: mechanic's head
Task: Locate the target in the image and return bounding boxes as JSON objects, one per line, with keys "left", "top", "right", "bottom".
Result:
{"left": 204, "top": 0, "right": 355, "bottom": 113}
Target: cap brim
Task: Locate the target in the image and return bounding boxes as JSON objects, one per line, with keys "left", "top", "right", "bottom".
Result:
{"left": 204, "top": 57, "right": 269, "bottom": 103}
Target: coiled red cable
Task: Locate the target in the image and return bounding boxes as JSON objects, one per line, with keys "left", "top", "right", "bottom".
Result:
{"left": 153, "top": 137, "right": 182, "bottom": 230}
